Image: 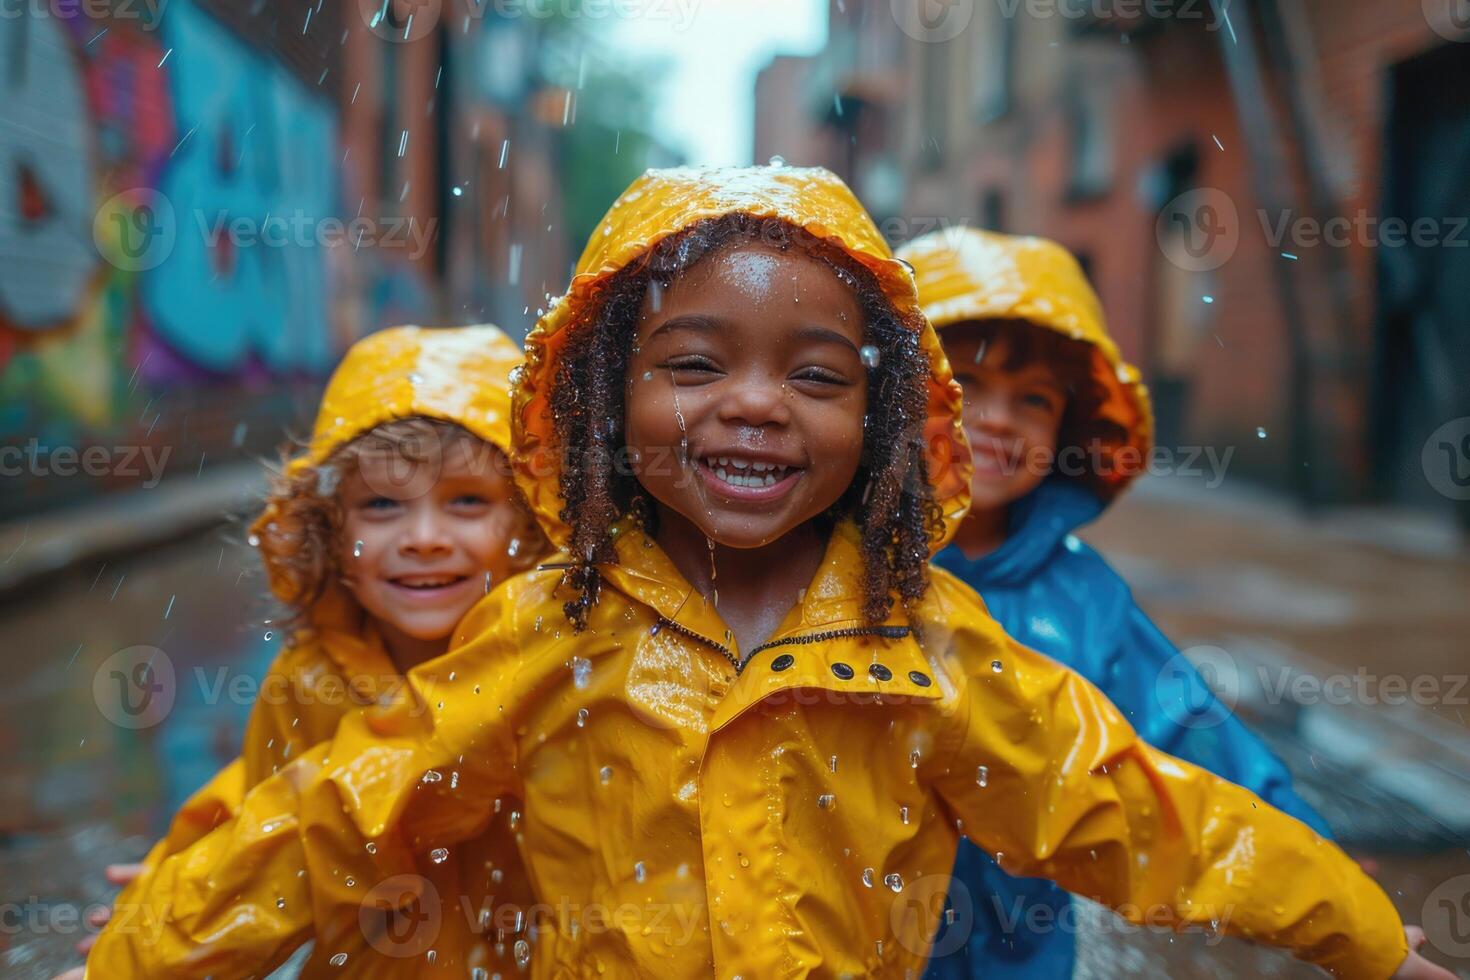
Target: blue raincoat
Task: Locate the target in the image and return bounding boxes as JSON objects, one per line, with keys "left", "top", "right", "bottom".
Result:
{"left": 923, "top": 480, "right": 1330, "bottom": 979}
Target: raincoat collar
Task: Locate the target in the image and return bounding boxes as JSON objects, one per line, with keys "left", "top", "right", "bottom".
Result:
{"left": 934, "top": 479, "right": 1102, "bottom": 588}
{"left": 588, "top": 518, "right": 944, "bottom": 730}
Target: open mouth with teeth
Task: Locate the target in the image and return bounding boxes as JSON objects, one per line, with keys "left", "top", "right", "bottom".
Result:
{"left": 698, "top": 455, "right": 803, "bottom": 492}
{"left": 388, "top": 574, "right": 469, "bottom": 591}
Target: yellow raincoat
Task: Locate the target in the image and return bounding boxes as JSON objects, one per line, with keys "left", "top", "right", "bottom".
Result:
{"left": 88, "top": 324, "right": 538, "bottom": 978}
{"left": 101, "top": 168, "right": 1407, "bottom": 979}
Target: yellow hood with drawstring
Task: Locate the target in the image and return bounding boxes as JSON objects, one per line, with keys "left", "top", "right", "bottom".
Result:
{"left": 87, "top": 324, "right": 537, "bottom": 978}
{"left": 898, "top": 227, "right": 1154, "bottom": 501}
{"left": 98, "top": 170, "right": 1406, "bottom": 980}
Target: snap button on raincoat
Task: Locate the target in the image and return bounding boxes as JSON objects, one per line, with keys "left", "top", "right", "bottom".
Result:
{"left": 286, "top": 169, "right": 1408, "bottom": 979}
{"left": 901, "top": 229, "right": 1331, "bottom": 979}
{"left": 87, "top": 324, "right": 538, "bottom": 978}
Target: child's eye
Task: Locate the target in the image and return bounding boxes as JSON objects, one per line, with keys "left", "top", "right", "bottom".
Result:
{"left": 791, "top": 366, "right": 850, "bottom": 387}
{"left": 451, "top": 494, "right": 489, "bottom": 508}
{"left": 661, "top": 357, "right": 722, "bottom": 382}
{"left": 364, "top": 497, "right": 401, "bottom": 511}
{"left": 1022, "top": 392, "right": 1059, "bottom": 413}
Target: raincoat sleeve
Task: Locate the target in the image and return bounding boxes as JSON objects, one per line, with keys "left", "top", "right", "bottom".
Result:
{"left": 1107, "top": 600, "right": 1332, "bottom": 837}
{"left": 298, "top": 585, "right": 526, "bottom": 930}
{"left": 126, "top": 757, "right": 246, "bottom": 878}
{"left": 84, "top": 750, "right": 325, "bottom": 979}
{"left": 242, "top": 643, "right": 352, "bottom": 787}
{"left": 930, "top": 600, "right": 1408, "bottom": 980}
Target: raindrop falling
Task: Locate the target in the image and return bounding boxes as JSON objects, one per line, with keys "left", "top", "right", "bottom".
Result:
{"left": 513, "top": 939, "right": 531, "bottom": 969}
{"left": 634, "top": 861, "right": 647, "bottom": 883}
{"left": 1256, "top": 427, "right": 1268, "bottom": 439}
{"left": 976, "top": 766, "right": 989, "bottom": 787}
{"left": 861, "top": 867, "right": 875, "bottom": 888}
{"left": 247, "top": 533, "right": 261, "bottom": 547}
{"left": 817, "top": 793, "right": 836, "bottom": 810}
{"left": 352, "top": 540, "right": 363, "bottom": 558}
{"left": 366, "top": 842, "right": 377, "bottom": 854}
{"left": 859, "top": 345, "right": 881, "bottom": 370}
{"left": 422, "top": 770, "right": 443, "bottom": 784}
{"left": 570, "top": 657, "right": 593, "bottom": 689}
{"left": 908, "top": 749, "right": 920, "bottom": 769}
{"left": 276, "top": 897, "right": 286, "bottom": 909}
{"left": 577, "top": 707, "right": 589, "bottom": 728}
{"left": 900, "top": 805, "right": 910, "bottom": 825}
{"left": 430, "top": 847, "right": 449, "bottom": 864}
{"left": 329, "top": 952, "right": 348, "bottom": 966}
{"left": 600, "top": 765, "right": 613, "bottom": 785}
{"left": 828, "top": 755, "right": 838, "bottom": 773}
{"left": 884, "top": 872, "right": 903, "bottom": 892}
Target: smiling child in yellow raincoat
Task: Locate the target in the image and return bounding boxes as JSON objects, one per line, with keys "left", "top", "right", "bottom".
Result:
{"left": 75, "top": 324, "right": 546, "bottom": 978}
{"left": 91, "top": 168, "right": 1442, "bottom": 979}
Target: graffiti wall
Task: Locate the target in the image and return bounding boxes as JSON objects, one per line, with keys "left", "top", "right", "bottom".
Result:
{"left": 0, "top": 2, "right": 428, "bottom": 518}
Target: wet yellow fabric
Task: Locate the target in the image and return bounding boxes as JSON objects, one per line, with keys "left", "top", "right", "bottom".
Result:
{"left": 898, "top": 228, "right": 1154, "bottom": 501}
{"left": 88, "top": 324, "right": 535, "bottom": 978}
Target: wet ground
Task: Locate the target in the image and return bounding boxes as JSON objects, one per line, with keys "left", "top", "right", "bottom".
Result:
{"left": 2, "top": 479, "right": 1468, "bottom": 977}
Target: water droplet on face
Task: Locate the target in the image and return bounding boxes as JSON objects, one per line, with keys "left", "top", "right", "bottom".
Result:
{"left": 976, "top": 765, "right": 989, "bottom": 787}
{"left": 430, "top": 847, "right": 449, "bottom": 864}
{"left": 817, "top": 793, "right": 836, "bottom": 810}
{"left": 600, "top": 765, "right": 613, "bottom": 784}
{"left": 861, "top": 867, "right": 875, "bottom": 888}
{"left": 859, "top": 345, "right": 881, "bottom": 370}
{"left": 884, "top": 872, "right": 903, "bottom": 892}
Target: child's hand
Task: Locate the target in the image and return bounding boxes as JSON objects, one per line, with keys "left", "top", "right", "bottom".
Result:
{"left": 70, "top": 863, "right": 144, "bottom": 956}
{"left": 1389, "top": 926, "right": 1457, "bottom": 980}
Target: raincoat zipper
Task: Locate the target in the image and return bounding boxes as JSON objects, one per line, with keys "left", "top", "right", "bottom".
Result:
{"left": 653, "top": 616, "right": 911, "bottom": 675}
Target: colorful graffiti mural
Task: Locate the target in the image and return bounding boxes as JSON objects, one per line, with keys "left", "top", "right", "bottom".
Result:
{"left": 0, "top": 2, "right": 423, "bottom": 487}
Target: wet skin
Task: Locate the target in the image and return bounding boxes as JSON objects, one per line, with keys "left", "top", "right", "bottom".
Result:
{"left": 624, "top": 241, "right": 868, "bottom": 653}
{"left": 338, "top": 439, "right": 537, "bottom": 670}
{"left": 942, "top": 327, "right": 1066, "bottom": 559}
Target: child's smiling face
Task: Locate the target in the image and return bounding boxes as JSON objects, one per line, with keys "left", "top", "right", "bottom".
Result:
{"left": 337, "top": 437, "right": 534, "bottom": 658}
{"left": 624, "top": 240, "right": 869, "bottom": 549}
{"left": 945, "top": 326, "right": 1067, "bottom": 511}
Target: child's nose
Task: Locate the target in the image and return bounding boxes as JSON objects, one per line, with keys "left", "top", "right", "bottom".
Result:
{"left": 718, "top": 375, "right": 791, "bottom": 427}
{"left": 399, "top": 509, "right": 453, "bottom": 557}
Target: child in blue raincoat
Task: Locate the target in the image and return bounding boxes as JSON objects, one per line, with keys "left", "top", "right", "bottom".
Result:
{"left": 898, "top": 229, "right": 1331, "bottom": 979}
